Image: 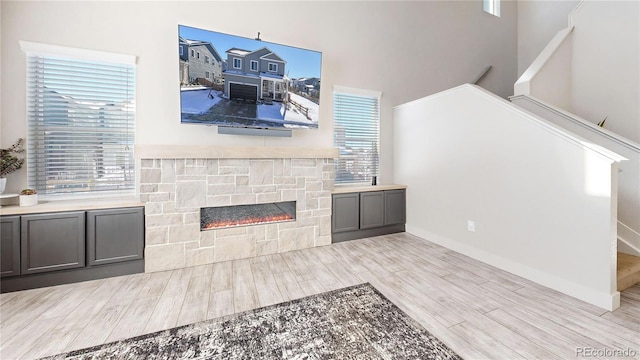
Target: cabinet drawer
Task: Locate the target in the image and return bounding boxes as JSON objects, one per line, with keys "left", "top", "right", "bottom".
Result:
{"left": 360, "top": 191, "right": 384, "bottom": 229}
{"left": 384, "top": 190, "right": 406, "bottom": 225}
{"left": 87, "top": 207, "right": 144, "bottom": 266}
{"left": 332, "top": 193, "right": 360, "bottom": 233}
{"left": 21, "top": 212, "right": 85, "bottom": 275}
{"left": 1, "top": 216, "right": 21, "bottom": 277}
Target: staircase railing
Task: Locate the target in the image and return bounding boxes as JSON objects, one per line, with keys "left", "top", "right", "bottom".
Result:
{"left": 472, "top": 65, "right": 492, "bottom": 85}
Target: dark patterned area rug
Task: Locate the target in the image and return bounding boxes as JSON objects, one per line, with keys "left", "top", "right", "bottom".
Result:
{"left": 42, "top": 283, "right": 462, "bottom": 359}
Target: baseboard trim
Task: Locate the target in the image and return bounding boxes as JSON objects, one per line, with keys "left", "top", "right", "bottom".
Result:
{"left": 1, "top": 260, "right": 144, "bottom": 293}
{"left": 332, "top": 225, "right": 405, "bottom": 243}
{"left": 407, "top": 226, "right": 620, "bottom": 311}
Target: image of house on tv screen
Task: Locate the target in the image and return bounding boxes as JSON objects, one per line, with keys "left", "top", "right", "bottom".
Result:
{"left": 178, "top": 25, "right": 322, "bottom": 130}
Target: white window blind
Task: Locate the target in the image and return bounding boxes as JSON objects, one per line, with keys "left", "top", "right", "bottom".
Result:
{"left": 22, "top": 42, "right": 136, "bottom": 197}
{"left": 333, "top": 88, "right": 380, "bottom": 184}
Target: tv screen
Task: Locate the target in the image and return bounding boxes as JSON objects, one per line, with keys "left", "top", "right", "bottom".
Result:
{"left": 179, "top": 25, "right": 322, "bottom": 130}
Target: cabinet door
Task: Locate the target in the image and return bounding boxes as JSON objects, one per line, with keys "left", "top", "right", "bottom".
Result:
{"left": 332, "top": 193, "right": 360, "bottom": 233}
{"left": 21, "top": 211, "right": 85, "bottom": 275}
{"left": 384, "top": 190, "right": 406, "bottom": 225}
{"left": 87, "top": 207, "right": 144, "bottom": 266}
{"left": 360, "top": 191, "right": 385, "bottom": 229}
{"left": 1, "top": 216, "right": 20, "bottom": 277}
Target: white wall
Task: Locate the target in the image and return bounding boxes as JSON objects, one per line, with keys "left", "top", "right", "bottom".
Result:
{"left": 517, "top": 0, "right": 580, "bottom": 76}
{"left": 1, "top": 1, "right": 517, "bottom": 193}
{"left": 571, "top": 1, "right": 640, "bottom": 143}
{"left": 394, "top": 84, "right": 621, "bottom": 310}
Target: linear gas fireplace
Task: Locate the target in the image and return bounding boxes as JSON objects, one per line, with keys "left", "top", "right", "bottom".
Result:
{"left": 200, "top": 201, "right": 296, "bottom": 230}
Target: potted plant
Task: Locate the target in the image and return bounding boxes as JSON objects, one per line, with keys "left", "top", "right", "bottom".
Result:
{"left": 19, "top": 188, "right": 38, "bottom": 206}
{"left": 0, "top": 138, "right": 25, "bottom": 194}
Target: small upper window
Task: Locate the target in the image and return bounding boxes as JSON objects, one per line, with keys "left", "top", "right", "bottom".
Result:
{"left": 179, "top": 46, "right": 183, "bottom": 56}
{"left": 191, "top": 49, "right": 194, "bottom": 57}
{"left": 250, "top": 60, "right": 258, "bottom": 71}
{"left": 197, "top": 51, "right": 200, "bottom": 59}
{"left": 268, "top": 63, "right": 278, "bottom": 72}
{"left": 205, "top": 55, "right": 209, "bottom": 64}
{"left": 233, "top": 58, "right": 242, "bottom": 69}
{"left": 483, "top": 0, "right": 500, "bottom": 17}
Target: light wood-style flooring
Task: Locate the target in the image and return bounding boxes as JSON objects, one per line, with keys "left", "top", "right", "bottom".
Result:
{"left": 1, "top": 233, "right": 639, "bottom": 359}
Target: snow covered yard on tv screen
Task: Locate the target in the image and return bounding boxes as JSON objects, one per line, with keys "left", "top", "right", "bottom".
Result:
{"left": 180, "top": 87, "right": 319, "bottom": 129}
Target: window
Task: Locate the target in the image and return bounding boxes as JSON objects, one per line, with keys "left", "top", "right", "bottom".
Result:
{"left": 250, "top": 60, "right": 258, "bottom": 71}
{"left": 268, "top": 63, "right": 278, "bottom": 72}
{"left": 21, "top": 41, "right": 136, "bottom": 198}
{"left": 205, "top": 55, "right": 209, "bottom": 64}
{"left": 333, "top": 86, "right": 381, "bottom": 184}
{"left": 191, "top": 49, "right": 194, "bottom": 57}
{"left": 179, "top": 46, "right": 183, "bottom": 56}
{"left": 205, "top": 71, "right": 210, "bottom": 79}
{"left": 233, "top": 58, "right": 242, "bottom": 69}
{"left": 483, "top": 0, "right": 500, "bottom": 17}
{"left": 197, "top": 51, "right": 200, "bottom": 59}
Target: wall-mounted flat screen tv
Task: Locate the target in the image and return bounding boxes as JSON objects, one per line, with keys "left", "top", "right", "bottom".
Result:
{"left": 179, "top": 25, "right": 322, "bottom": 130}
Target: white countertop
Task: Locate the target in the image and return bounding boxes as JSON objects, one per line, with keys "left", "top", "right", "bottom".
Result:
{"left": 0, "top": 197, "right": 144, "bottom": 216}
{"left": 331, "top": 184, "right": 407, "bottom": 194}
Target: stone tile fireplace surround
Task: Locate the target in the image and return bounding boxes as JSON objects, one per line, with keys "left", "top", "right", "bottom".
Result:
{"left": 136, "top": 145, "right": 338, "bottom": 272}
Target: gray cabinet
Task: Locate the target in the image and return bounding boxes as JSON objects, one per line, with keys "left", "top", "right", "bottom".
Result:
{"left": 21, "top": 211, "right": 85, "bottom": 275}
{"left": 1, "top": 216, "right": 20, "bottom": 277}
{"left": 87, "top": 207, "right": 144, "bottom": 266}
{"left": 332, "top": 189, "right": 406, "bottom": 242}
{"left": 1, "top": 206, "right": 144, "bottom": 293}
{"left": 384, "top": 190, "right": 406, "bottom": 225}
{"left": 360, "top": 191, "right": 384, "bottom": 229}
{"left": 332, "top": 193, "right": 360, "bottom": 233}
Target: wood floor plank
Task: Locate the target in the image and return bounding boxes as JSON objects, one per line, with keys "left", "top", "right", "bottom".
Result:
{"left": 176, "top": 274, "right": 212, "bottom": 327}
{"left": 210, "top": 261, "right": 233, "bottom": 292}
{"left": 18, "top": 328, "right": 82, "bottom": 360}
{"left": 50, "top": 275, "right": 129, "bottom": 334}
{"left": 273, "top": 271, "right": 306, "bottom": 301}
{"left": 231, "top": 259, "right": 259, "bottom": 313}
{"left": 458, "top": 308, "right": 561, "bottom": 359}
{"left": 251, "top": 261, "right": 285, "bottom": 307}
{"left": 297, "top": 278, "right": 326, "bottom": 297}
{"left": 1, "top": 284, "right": 74, "bottom": 339}
{"left": 144, "top": 268, "right": 193, "bottom": 333}
{"left": 207, "top": 289, "right": 234, "bottom": 319}
{"left": 324, "top": 260, "right": 365, "bottom": 287}
{"left": 0, "top": 316, "right": 64, "bottom": 360}
{"left": 66, "top": 273, "right": 150, "bottom": 350}
{"left": 36, "top": 279, "right": 103, "bottom": 321}
{"left": 486, "top": 308, "right": 575, "bottom": 359}
{"left": 449, "top": 320, "right": 525, "bottom": 359}
{"left": 106, "top": 295, "right": 161, "bottom": 342}
{"left": 262, "top": 253, "right": 292, "bottom": 274}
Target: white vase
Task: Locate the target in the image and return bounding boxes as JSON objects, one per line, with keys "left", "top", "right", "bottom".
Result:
{"left": 19, "top": 194, "right": 38, "bottom": 206}
{"left": 0, "top": 178, "right": 6, "bottom": 194}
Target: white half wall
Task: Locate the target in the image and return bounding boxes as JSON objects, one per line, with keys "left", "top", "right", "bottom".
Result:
{"left": 393, "top": 84, "right": 622, "bottom": 310}
{"left": 0, "top": 1, "right": 518, "bottom": 193}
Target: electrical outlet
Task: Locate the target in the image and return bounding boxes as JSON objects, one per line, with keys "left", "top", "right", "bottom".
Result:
{"left": 467, "top": 220, "right": 476, "bottom": 232}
